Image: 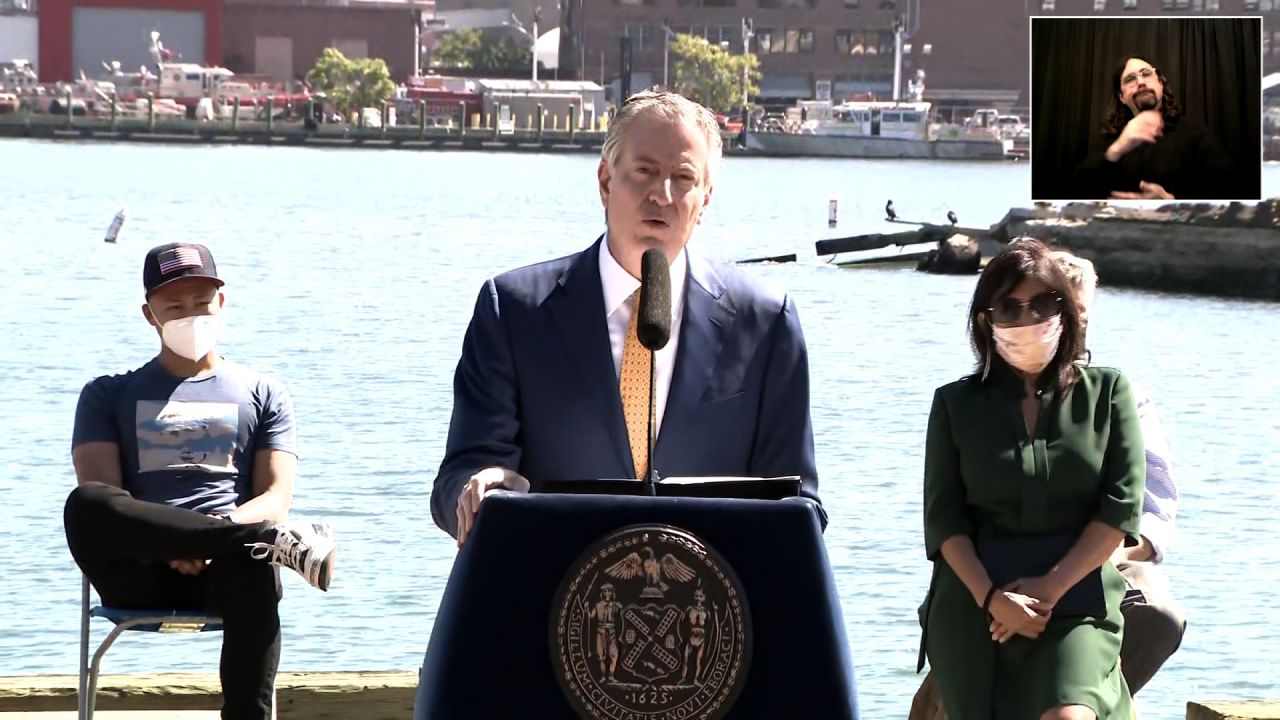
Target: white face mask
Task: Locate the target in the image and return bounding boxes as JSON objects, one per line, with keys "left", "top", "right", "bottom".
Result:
{"left": 153, "top": 313, "right": 222, "bottom": 362}
{"left": 991, "top": 315, "right": 1061, "bottom": 376}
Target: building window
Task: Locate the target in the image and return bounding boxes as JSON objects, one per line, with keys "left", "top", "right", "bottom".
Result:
{"left": 623, "top": 24, "right": 664, "bottom": 51}
{"left": 878, "top": 29, "right": 894, "bottom": 55}
{"left": 844, "top": 0, "right": 859, "bottom": 6}
{"left": 1124, "top": 0, "right": 1137, "bottom": 8}
{"left": 1094, "top": 0, "right": 1105, "bottom": 8}
{"left": 1042, "top": 0, "right": 1055, "bottom": 10}
{"left": 879, "top": 0, "right": 896, "bottom": 8}
{"left": 836, "top": 30, "right": 852, "bottom": 54}
{"left": 785, "top": 28, "right": 799, "bottom": 52}
{"left": 757, "top": 28, "right": 774, "bottom": 53}
{"left": 679, "top": 0, "right": 736, "bottom": 6}
{"left": 1205, "top": 0, "right": 1219, "bottom": 9}
{"left": 758, "top": 0, "right": 816, "bottom": 7}
{"left": 616, "top": 0, "right": 654, "bottom": 6}
{"left": 799, "top": 29, "right": 815, "bottom": 52}
{"left": 1243, "top": 0, "right": 1259, "bottom": 9}
{"left": 1274, "top": 30, "right": 1280, "bottom": 53}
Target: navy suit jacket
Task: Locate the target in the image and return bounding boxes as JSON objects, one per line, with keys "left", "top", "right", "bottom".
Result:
{"left": 430, "top": 237, "right": 822, "bottom": 537}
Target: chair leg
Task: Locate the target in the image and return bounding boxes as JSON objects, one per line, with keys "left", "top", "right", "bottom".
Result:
{"left": 79, "top": 576, "right": 90, "bottom": 720}
{"left": 86, "top": 620, "right": 140, "bottom": 720}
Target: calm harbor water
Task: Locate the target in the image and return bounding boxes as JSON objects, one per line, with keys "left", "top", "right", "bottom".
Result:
{"left": 1, "top": 139, "right": 1278, "bottom": 719}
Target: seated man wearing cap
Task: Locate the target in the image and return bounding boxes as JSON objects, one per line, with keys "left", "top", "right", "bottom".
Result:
{"left": 64, "top": 242, "right": 337, "bottom": 720}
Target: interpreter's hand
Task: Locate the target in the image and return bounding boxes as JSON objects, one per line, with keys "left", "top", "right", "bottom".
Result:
{"left": 988, "top": 591, "right": 1050, "bottom": 644}
{"left": 168, "top": 558, "right": 210, "bottom": 576}
{"left": 1106, "top": 110, "right": 1163, "bottom": 161}
{"left": 456, "top": 466, "right": 530, "bottom": 548}
{"left": 1110, "top": 180, "right": 1173, "bottom": 200}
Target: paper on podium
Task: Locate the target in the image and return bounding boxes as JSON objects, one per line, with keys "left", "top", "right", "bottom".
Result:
{"left": 535, "top": 475, "right": 801, "bottom": 500}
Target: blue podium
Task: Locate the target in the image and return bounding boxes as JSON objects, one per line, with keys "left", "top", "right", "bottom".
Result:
{"left": 415, "top": 492, "right": 858, "bottom": 719}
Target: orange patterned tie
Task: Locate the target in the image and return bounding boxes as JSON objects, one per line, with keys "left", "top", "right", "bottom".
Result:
{"left": 619, "top": 290, "right": 652, "bottom": 479}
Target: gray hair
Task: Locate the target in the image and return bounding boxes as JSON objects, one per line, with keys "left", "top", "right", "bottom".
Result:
{"left": 1051, "top": 249, "right": 1099, "bottom": 299}
{"left": 600, "top": 90, "right": 723, "bottom": 184}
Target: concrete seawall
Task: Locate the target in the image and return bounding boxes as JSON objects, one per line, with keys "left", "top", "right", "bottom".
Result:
{"left": 0, "top": 672, "right": 416, "bottom": 719}
{"left": 995, "top": 203, "right": 1280, "bottom": 301}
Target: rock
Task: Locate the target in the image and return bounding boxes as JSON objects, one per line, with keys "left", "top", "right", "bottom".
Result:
{"left": 1186, "top": 700, "right": 1280, "bottom": 719}
{"left": 918, "top": 234, "right": 981, "bottom": 275}
{"left": 908, "top": 673, "right": 946, "bottom": 720}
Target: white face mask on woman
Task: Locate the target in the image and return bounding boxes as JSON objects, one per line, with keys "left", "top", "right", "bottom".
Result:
{"left": 153, "top": 312, "right": 222, "bottom": 362}
{"left": 992, "top": 315, "right": 1061, "bottom": 376}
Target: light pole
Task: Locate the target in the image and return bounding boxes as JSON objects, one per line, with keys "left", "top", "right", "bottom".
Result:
{"left": 504, "top": 8, "right": 542, "bottom": 84}
{"left": 891, "top": 15, "right": 904, "bottom": 102}
{"left": 740, "top": 17, "right": 753, "bottom": 110}
{"left": 532, "top": 6, "right": 541, "bottom": 84}
{"left": 662, "top": 19, "right": 676, "bottom": 88}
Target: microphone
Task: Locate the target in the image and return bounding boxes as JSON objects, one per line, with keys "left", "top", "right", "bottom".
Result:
{"left": 638, "top": 248, "right": 672, "bottom": 351}
{"left": 637, "top": 248, "right": 671, "bottom": 496}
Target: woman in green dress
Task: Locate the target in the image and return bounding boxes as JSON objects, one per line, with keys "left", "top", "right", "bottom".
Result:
{"left": 922, "top": 238, "right": 1143, "bottom": 720}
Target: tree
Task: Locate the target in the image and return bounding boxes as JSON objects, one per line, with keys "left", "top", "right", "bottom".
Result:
{"left": 305, "top": 47, "right": 395, "bottom": 118}
{"left": 669, "top": 34, "right": 761, "bottom": 113}
{"left": 432, "top": 28, "right": 482, "bottom": 69}
{"left": 431, "top": 28, "right": 532, "bottom": 73}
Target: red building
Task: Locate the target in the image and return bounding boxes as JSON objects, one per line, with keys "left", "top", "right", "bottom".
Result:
{"left": 37, "top": 0, "right": 431, "bottom": 83}
{"left": 222, "top": 0, "right": 431, "bottom": 82}
{"left": 39, "top": 0, "right": 222, "bottom": 82}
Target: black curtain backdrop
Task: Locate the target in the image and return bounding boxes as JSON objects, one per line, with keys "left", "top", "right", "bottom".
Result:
{"left": 1031, "top": 17, "right": 1260, "bottom": 200}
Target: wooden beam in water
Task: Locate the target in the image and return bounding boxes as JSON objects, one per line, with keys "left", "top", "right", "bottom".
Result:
{"left": 815, "top": 230, "right": 922, "bottom": 257}
{"left": 737, "top": 253, "right": 798, "bottom": 264}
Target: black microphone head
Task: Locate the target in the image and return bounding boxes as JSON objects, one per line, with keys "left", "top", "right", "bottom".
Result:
{"left": 637, "top": 248, "right": 672, "bottom": 351}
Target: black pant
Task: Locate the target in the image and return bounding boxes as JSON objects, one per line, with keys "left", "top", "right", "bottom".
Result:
{"left": 65, "top": 482, "right": 281, "bottom": 720}
{"left": 1117, "top": 561, "right": 1187, "bottom": 695}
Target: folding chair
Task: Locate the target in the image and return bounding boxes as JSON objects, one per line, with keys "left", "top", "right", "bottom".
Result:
{"left": 78, "top": 574, "right": 224, "bottom": 720}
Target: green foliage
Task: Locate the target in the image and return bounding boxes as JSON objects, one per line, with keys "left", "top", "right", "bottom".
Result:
{"left": 432, "top": 28, "right": 482, "bottom": 69}
{"left": 669, "top": 34, "right": 761, "bottom": 113}
{"left": 305, "top": 47, "right": 395, "bottom": 117}
{"left": 431, "top": 28, "right": 532, "bottom": 72}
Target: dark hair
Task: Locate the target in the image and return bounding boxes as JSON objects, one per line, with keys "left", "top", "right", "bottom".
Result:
{"left": 967, "top": 237, "right": 1084, "bottom": 391}
{"left": 1101, "top": 56, "right": 1183, "bottom": 136}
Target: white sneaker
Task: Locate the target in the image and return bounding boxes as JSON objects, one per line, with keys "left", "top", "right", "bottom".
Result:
{"left": 248, "top": 521, "right": 336, "bottom": 591}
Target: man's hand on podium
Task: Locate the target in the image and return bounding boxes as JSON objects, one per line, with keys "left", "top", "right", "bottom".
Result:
{"left": 456, "top": 466, "right": 530, "bottom": 548}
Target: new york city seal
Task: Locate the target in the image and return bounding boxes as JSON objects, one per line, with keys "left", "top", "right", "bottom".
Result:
{"left": 551, "top": 525, "right": 751, "bottom": 720}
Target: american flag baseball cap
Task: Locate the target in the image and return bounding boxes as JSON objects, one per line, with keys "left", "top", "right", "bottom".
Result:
{"left": 143, "top": 243, "right": 224, "bottom": 297}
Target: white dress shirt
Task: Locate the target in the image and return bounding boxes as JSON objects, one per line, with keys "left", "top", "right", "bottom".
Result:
{"left": 1131, "top": 381, "right": 1178, "bottom": 563}
{"left": 599, "top": 240, "right": 688, "bottom": 437}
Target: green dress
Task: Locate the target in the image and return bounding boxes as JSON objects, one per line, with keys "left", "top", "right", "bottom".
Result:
{"left": 922, "top": 365, "right": 1143, "bottom": 719}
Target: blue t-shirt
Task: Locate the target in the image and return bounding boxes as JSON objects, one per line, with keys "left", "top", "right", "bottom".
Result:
{"left": 71, "top": 358, "right": 297, "bottom": 515}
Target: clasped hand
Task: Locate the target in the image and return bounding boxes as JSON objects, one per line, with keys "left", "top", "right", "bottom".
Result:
{"left": 987, "top": 575, "right": 1060, "bottom": 644}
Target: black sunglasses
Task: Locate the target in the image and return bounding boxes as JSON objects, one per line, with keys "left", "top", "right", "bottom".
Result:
{"left": 988, "top": 291, "right": 1063, "bottom": 326}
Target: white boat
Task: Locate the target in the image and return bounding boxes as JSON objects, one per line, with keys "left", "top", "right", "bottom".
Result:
{"left": 99, "top": 32, "right": 307, "bottom": 118}
{"left": 745, "top": 100, "right": 1009, "bottom": 160}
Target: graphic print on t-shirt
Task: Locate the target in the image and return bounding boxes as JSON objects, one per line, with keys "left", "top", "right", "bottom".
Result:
{"left": 136, "top": 400, "right": 238, "bottom": 473}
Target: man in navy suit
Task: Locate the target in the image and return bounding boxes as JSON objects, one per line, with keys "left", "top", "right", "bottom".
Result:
{"left": 431, "top": 90, "right": 821, "bottom": 545}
